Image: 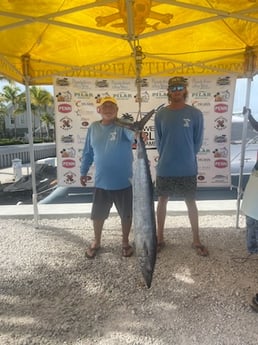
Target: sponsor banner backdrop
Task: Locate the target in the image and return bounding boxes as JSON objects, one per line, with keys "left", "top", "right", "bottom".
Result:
{"left": 54, "top": 75, "right": 236, "bottom": 188}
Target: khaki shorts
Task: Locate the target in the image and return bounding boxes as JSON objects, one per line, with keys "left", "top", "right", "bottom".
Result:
{"left": 156, "top": 176, "right": 197, "bottom": 199}
{"left": 91, "top": 187, "right": 132, "bottom": 221}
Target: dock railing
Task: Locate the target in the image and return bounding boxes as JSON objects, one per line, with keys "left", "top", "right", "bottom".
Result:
{"left": 0, "top": 143, "right": 56, "bottom": 169}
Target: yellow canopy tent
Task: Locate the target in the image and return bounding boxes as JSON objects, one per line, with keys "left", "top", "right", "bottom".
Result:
{"left": 1, "top": 0, "right": 258, "bottom": 225}
{"left": 1, "top": 0, "right": 258, "bottom": 83}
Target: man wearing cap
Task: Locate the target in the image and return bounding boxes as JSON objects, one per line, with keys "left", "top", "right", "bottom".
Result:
{"left": 154, "top": 76, "right": 209, "bottom": 256}
{"left": 80, "top": 96, "right": 135, "bottom": 258}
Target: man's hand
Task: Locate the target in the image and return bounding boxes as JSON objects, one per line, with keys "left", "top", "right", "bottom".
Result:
{"left": 141, "top": 131, "right": 148, "bottom": 143}
{"left": 80, "top": 176, "right": 88, "bottom": 186}
{"left": 248, "top": 112, "right": 258, "bottom": 131}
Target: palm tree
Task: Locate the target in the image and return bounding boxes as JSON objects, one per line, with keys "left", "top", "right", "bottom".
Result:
{"left": 0, "top": 84, "right": 21, "bottom": 138}
{"left": 15, "top": 92, "right": 37, "bottom": 135}
{"left": 41, "top": 112, "right": 55, "bottom": 140}
{"left": 30, "top": 86, "right": 54, "bottom": 138}
{"left": 0, "top": 103, "right": 8, "bottom": 137}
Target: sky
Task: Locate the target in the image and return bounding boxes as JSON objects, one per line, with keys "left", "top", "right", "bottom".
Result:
{"left": 233, "top": 75, "right": 258, "bottom": 117}
{"left": 1, "top": 76, "right": 258, "bottom": 118}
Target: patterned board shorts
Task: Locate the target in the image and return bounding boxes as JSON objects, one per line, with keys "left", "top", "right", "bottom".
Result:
{"left": 156, "top": 176, "right": 197, "bottom": 199}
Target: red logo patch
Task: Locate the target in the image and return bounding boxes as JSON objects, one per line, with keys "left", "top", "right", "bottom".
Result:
{"left": 214, "top": 103, "right": 228, "bottom": 113}
{"left": 214, "top": 159, "right": 228, "bottom": 168}
{"left": 62, "top": 159, "right": 76, "bottom": 168}
{"left": 58, "top": 103, "right": 72, "bottom": 113}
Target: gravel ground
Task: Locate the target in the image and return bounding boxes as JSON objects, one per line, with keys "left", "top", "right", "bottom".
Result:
{"left": 1, "top": 214, "right": 258, "bottom": 345}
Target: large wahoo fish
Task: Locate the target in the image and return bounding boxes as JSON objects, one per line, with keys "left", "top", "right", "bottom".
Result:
{"left": 115, "top": 105, "right": 163, "bottom": 288}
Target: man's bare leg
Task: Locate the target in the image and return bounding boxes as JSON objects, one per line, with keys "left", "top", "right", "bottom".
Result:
{"left": 85, "top": 219, "right": 104, "bottom": 258}
{"left": 185, "top": 198, "right": 208, "bottom": 256}
{"left": 121, "top": 219, "right": 133, "bottom": 257}
{"left": 156, "top": 195, "right": 169, "bottom": 245}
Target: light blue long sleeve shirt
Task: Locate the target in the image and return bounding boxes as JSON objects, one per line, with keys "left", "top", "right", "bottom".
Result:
{"left": 80, "top": 121, "right": 134, "bottom": 190}
{"left": 155, "top": 105, "right": 203, "bottom": 177}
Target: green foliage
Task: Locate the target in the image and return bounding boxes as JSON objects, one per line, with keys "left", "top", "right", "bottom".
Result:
{"left": 0, "top": 137, "right": 54, "bottom": 145}
{"left": 1, "top": 80, "right": 55, "bottom": 140}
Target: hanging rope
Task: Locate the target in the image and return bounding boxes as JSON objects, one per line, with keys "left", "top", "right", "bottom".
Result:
{"left": 133, "top": 42, "right": 145, "bottom": 121}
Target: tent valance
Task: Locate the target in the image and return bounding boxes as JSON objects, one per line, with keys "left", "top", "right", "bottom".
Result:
{"left": 1, "top": 0, "right": 258, "bottom": 84}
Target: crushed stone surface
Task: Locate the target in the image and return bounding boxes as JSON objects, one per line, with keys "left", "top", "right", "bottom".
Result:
{"left": 0, "top": 214, "right": 258, "bottom": 345}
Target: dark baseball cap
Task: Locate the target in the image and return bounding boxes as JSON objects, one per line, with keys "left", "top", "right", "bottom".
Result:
{"left": 168, "top": 76, "right": 188, "bottom": 87}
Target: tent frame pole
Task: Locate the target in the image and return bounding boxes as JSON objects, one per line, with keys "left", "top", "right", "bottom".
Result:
{"left": 22, "top": 55, "right": 39, "bottom": 228}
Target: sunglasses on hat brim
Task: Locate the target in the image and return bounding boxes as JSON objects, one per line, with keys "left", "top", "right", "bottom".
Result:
{"left": 168, "top": 85, "right": 185, "bottom": 92}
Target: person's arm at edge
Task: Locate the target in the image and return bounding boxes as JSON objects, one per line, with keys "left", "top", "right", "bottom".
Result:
{"left": 154, "top": 112, "right": 161, "bottom": 152}
{"left": 80, "top": 127, "right": 94, "bottom": 186}
{"left": 193, "top": 110, "right": 204, "bottom": 154}
{"left": 248, "top": 112, "right": 258, "bottom": 132}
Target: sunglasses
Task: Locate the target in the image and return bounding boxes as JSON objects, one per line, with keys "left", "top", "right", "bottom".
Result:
{"left": 168, "top": 85, "right": 185, "bottom": 92}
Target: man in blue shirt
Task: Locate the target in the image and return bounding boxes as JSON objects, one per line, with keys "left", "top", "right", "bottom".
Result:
{"left": 155, "top": 76, "right": 209, "bottom": 256}
{"left": 80, "top": 96, "right": 135, "bottom": 258}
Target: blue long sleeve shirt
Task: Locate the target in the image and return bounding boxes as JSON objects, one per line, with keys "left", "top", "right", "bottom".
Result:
{"left": 80, "top": 121, "right": 134, "bottom": 190}
{"left": 155, "top": 104, "right": 203, "bottom": 177}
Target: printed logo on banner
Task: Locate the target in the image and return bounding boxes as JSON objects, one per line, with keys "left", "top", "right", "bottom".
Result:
{"left": 110, "top": 80, "right": 132, "bottom": 90}
{"left": 198, "top": 157, "right": 211, "bottom": 163}
{"left": 95, "top": 93, "right": 111, "bottom": 103}
{"left": 56, "top": 91, "right": 72, "bottom": 102}
{"left": 60, "top": 147, "right": 76, "bottom": 158}
{"left": 191, "top": 91, "right": 212, "bottom": 98}
{"left": 212, "top": 147, "right": 228, "bottom": 158}
{"left": 63, "top": 171, "right": 76, "bottom": 184}
{"left": 212, "top": 174, "right": 228, "bottom": 183}
{"left": 75, "top": 100, "right": 95, "bottom": 116}
{"left": 60, "top": 116, "right": 73, "bottom": 130}
{"left": 214, "top": 117, "right": 227, "bottom": 130}
{"left": 191, "top": 78, "right": 213, "bottom": 89}
{"left": 121, "top": 113, "right": 134, "bottom": 122}
{"left": 62, "top": 159, "right": 76, "bottom": 169}
{"left": 77, "top": 148, "right": 83, "bottom": 162}
{"left": 113, "top": 92, "right": 133, "bottom": 101}
{"left": 216, "top": 76, "right": 231, "bottom": 86}
{"left": 197, "top": 164, "right": 211, "bottom": 171}
{"left": 61, "top": 134, "right": 74, "bottom": 143}
{"left": 72, "top": 79, "right": 92, "bottom": 89}
{"left": 192, "top": 101, "right": 211, "bottom": 108}
{"left": 95, "top": 80, "right": 109, "bottom": 88}
{"left": 151, "top": 90, "right": 167, "bottom": 99}
{"left": 74, "top": 92, "right": 94, "bottom": 99}
{"left": 80, "top": 118, "right": 90, "bottom": 129}
{"left": 143, "top": 125, "right": 155, "bottom": 146}
{"left": 214, "top": 103, "right": 228, "bottom": 113}
{"left": 58, "top": 103, "right": 72, "bottom": 113}
{"left": 140, "top": 78, "right": 149, "bottom": 87}
{"left": 214, "top": 159, "right": 228, "bottom": 168}
{"left": 134, "top": 91, "right": 150, "bottom": 102}
{"left": 151, "top": 79, "right": 168, "bottom": 89}
{"left": 214, "top": 134, "right": 227, "bottom": 143}
{"left": 197, "top": 174, "right": 207, "bottom": 182}
{"left": 56, "top": 77, "right": 70, "bottom": 86}
{"left": 75, "top": 101, "right": 94, "bottom": 111}
{"left": 214, "top": 90, "right": 230, "bottom": 102}
{"left": 199, "top": 147, "right": 210, "bottom": 154}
